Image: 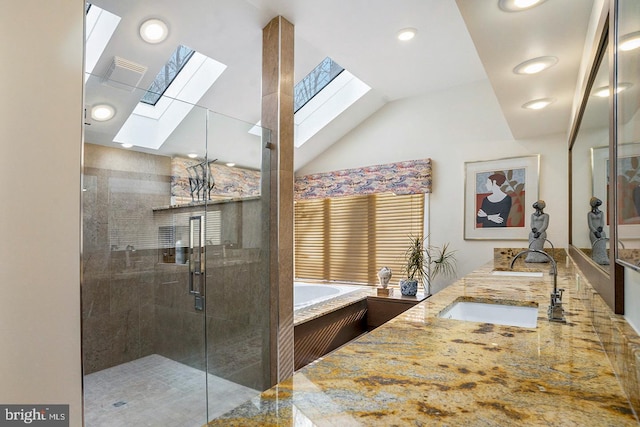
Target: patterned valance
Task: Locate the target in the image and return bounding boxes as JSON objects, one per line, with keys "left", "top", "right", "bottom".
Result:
{"left": 294, "top": 159, "right": 432, "bottom": 200}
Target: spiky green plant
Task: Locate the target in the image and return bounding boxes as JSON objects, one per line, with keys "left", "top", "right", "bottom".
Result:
{"left": 429, "top": 242, "right": 458, "bottom": 280}
{"left": 403, "top": 236, "right": 457, "bottom": 290}
{"left": 404, "top": 236, "right": 426, "bottom": 281}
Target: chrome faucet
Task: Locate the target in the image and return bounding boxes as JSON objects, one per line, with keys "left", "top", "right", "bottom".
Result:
{"left": 528, "top": 238, "right": 556, "bottom": 275}
{"left": 510, "top": 249, "right": 566, "bottom": 323}
{"left": 529, "top": 237, "right": 554, "bottom": 252}
{"left": 590, "top": 236, "right": 626, "bottom": 250}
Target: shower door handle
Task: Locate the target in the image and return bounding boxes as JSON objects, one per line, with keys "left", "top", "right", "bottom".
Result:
{"left": 188, "top": 215, "right": 205, "bottom": 297}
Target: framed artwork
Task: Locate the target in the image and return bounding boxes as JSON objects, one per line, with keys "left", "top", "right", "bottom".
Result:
{"left": 464, "top": 155, "right": 540, "bottom": 240}
{"left": 593, "top": 143, "right": 640, "bottom": 242}
{"left": 591, "top": 145, "right": 610, "bottom": 226}
{"left": 615, "top": 143, "right": 640, "bottom": 230}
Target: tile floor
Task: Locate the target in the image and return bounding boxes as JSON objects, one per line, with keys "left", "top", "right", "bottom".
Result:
{"left": 83, "top": 354, "right": 259, "bottom": 427}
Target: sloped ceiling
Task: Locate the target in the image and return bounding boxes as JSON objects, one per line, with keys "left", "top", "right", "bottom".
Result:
{"left": 84, "top": 0, "right": 594, "bottom": 171}
{"left": 456, "top": 0, "right": 595, "bottom": 140}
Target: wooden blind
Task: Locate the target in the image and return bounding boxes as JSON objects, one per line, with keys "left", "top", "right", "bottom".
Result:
{"left": 294, "top": 193, "right": 424, "bottom": 284}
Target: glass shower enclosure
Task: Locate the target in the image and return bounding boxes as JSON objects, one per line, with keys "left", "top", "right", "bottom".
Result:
{"left": 82, "top": 76, "right": 271, "bottom": 426}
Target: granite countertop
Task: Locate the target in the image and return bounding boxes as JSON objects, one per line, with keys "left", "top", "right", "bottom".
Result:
{"left": 208, "top": 257, "right": 639, "bottom": 426}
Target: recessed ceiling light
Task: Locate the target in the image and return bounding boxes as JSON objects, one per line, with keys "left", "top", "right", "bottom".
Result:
{"left": 592, "top": 82, "right": 632, "bottom": 98}
{"left": 91, "top": 104, "right": 115, "bottom": 121}
{"left": 592, "top": 86, "right": 610, "bottom": 98}
{"left": 513, "top": 56, "right": 558, "bottom": 75}
{"left": 226, "top": 162, "right": 236, "bottom": 167}
{"left": 121, "top": 143, "right": 133, "bottom": 148}
{"left": 620, "top": 31, "right": 640, "bottom": 52}
{"left": 187, "top": 153, "right": 198, "bottom": 159}
{"left": 397, "top": 28, "right": 417, "bottom": 41}
{"left": 618, "top": 82, "right": 632, "bottom": 93}
{"left": 139, "top": 18, "right": 168, "bottom": 44}
{"left": 499, "top": 0, "right": 547, "bottom": 12}
{"left": 522, "top": 98, "right": 555, "bottom": 110}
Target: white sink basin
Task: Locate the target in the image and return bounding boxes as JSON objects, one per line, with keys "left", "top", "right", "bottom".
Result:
{"left": 491, "top": 270, "right": 543, "bottom": 278}
{"left": 439, "top": 298, "right": 538, "bottom": 328}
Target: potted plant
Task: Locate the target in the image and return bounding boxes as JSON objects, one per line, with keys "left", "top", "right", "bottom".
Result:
{"left": 400, "top": 236, "right": 457, "bottom": 296}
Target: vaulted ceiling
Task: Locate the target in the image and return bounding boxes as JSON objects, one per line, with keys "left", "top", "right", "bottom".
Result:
{"left": 84, "top": 0, "right": 595, "bottom": 171}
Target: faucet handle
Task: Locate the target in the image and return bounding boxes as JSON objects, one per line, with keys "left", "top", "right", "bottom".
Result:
{"left": 550, "top": 288, "right": 564, "bottom": 304}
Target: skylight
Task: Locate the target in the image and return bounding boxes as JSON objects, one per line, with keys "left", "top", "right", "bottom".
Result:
{"left": 250, "top": 57, "right": 370, "bottom": 148}
{"left": 84, "top": 3, "right": 121, "bottom": 82}
{"left": 141, "top": 45, "right": 195, "bottom": 105}
{"left": 294, "top": 57, "right": 344, "bottom": 112}
{"left": 114, "top": 50, "right": 227, "bottom": 150}
{"left": 293, "top": 58, "right": 370, "bottom": 148}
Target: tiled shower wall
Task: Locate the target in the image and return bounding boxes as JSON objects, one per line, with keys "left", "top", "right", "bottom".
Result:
{"left": 82, "top": 144, "right": 170, "bottom": 373}
{"left": 82, "top": 144, "right": 269, "bottom": 390}
{"left": 150, "top": 202, "right": 267, "bottom": 390}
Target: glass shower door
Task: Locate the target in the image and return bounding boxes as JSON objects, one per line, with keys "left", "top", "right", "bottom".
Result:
{"left": 83, "top": 74, "right": 272, "bottom": 425}
{"left": 82, "top": 80, "right": 211, "bottom": 427}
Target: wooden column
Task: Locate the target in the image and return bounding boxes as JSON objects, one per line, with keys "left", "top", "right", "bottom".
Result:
{"left": 262, "top": 16, "right": 295, "bottom": 384}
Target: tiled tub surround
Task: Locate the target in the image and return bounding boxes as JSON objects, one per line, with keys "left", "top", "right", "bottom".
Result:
{"left": 293, "top": 283, "right": 372, "bottom": 370}
{"left": 294, "top": 284, "right": 373, "bottom": 326}
{"left": 208, "top": 256, "right": 640, "bottom": 426}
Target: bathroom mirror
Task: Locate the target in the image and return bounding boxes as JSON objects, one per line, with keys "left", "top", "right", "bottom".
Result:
{"left": 567, "top": 15, "right": 626, "bottom": 313}
{"left": 615, "top": 0, "right": 640, "bottom": 270}
{"left": 570, "top": 34, "right": 611, "bottom": 273}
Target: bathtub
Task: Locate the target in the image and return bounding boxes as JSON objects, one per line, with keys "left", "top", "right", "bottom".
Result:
{"left": 294, "top": 282, "right": 368, "bottom": 311}
{"left": 293, "top": 281, "right": 371, "bottom": 370}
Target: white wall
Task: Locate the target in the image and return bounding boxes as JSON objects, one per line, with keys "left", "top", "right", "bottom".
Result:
{"left": 298, "top": 79, "right": 568, "bottom": 294}
{"left": 569, "top": 0, "right": 608, "bottom": 128}
{"left": 0, "top": 1, "right": 83, "bottom": 425}
{"left": 625, "top": 268, "right": 640, "bottom": 333}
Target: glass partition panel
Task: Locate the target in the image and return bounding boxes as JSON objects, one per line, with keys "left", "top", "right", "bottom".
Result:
{"left": 83, "top": 72, "right": 272, "bottom": 425}
{"left": 616, "top": 0, "right": 640, "bottom": 269}
{"left": 204, "top": 111, "right": 271, "bottom": 403}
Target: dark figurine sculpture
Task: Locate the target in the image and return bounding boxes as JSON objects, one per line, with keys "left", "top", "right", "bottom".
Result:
{"left": 525, "top": 200, "right": 550, "bottom": 263}
{"left": 588, "top": 197, "right": 609, "bottom": 265}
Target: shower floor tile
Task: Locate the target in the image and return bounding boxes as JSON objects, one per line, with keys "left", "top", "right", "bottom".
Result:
{"left": 84, "top": 354, "right": 259, "bottom": 427}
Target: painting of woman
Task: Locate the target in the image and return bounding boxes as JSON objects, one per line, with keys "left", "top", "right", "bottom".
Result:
{"left": 477, "top": 173, "right": 512, "bottom": 227}
{"left": 465, "top": 156, "right": 538, "bottom": 240}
